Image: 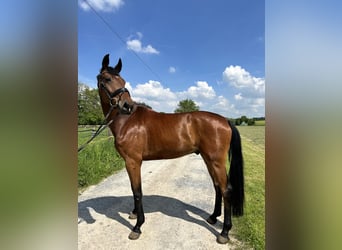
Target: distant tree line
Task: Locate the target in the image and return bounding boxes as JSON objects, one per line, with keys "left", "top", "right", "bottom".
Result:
{"left": 228, "top": 116, "right": 265, "bottom": 126}
{"left": 234, "top": 115, "right": 255, "bottom": 126}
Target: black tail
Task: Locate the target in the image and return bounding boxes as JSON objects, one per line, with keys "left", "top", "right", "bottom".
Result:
{"left": 228, "top": 120, "right": 244, "bottom": 217}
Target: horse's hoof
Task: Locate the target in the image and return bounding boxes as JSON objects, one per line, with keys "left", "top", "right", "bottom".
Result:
{"left": 206, "top": 216, "right": 217, "bottom": 225}
{"left": 128, "top": 231, "right": 141, "bottom": 240}
{"left": 128, "top": 212, "right": 137, "bottom": 219}
{"left": 217, "top": 234, "right": 229, "bottom": 244}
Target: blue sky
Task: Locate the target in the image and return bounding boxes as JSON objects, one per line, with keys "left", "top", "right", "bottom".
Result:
{"left": 78, "top": 0, "right": 265, "bottom": 117}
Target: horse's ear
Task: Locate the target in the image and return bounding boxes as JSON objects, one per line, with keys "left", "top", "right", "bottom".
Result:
{"left": 114, "top": 58, "right": 122, "bottom": 73}
{"left": 101, "top": 54, "right": 110, "bottom": 71}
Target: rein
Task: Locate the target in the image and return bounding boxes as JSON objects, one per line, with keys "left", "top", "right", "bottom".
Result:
{"left": 77, "top": 105, "right": 114, "bottom": 153}
{"left": 78, "top": 82, "right": 132, "bottom": 153}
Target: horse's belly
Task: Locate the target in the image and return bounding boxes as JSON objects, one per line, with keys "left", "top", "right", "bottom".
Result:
{"left": 142, "top": 143, "right": 196, "bottom": 160}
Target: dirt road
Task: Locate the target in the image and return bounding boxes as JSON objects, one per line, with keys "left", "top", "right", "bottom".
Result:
{"left": 78, "top": 154, "right": 245, "bottom": 249}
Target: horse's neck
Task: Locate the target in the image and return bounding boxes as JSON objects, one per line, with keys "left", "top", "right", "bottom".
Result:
{"left": 109, "top": 115, "right": 127, "bottom": 136}
{"left": 107, "top": 105, "right": 140, "bottom": 137}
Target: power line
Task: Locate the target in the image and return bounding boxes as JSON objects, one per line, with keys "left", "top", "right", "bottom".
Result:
{"left": 82, "top": 0, "right": 163, "bottom": 82}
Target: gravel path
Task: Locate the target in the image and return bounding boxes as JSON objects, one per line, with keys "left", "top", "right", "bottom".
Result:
{"left": 78, "top": 154, "right": 245, "bottom": 249}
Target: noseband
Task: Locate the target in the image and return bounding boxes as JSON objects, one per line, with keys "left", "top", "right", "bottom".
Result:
{"left": 101, "top": 83, "right": 129, "bottom": 102}
{"left": 99, "top": 80, "right": 133, "bottom": 115}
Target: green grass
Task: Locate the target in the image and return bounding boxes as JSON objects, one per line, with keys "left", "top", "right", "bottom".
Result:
{"left": 232, "top": 126, "right": 265, "bottom": 249}
{"left": 78, "top": 126, "right": 124, "bottom": 188}
{"left": 254, "top": 120, "right": 265, "bottom": 126}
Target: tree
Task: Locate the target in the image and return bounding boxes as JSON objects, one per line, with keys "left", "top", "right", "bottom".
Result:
{"left": 241, "top": 115, "right": 248, "bottom": 124}
{"left": 234, "top": 115, "right": 256, "bottom": 126}
{"left": 174, "top": 99, "right": 199, "bottom": 113}
{"left": 235, "top": 118, "right": 241, "bottom": 126}
{"left": 78, "top": 83, "right": 103, "bottom": 125}
{"left": 247, "top": 118, "right": 255, "bottom": 126}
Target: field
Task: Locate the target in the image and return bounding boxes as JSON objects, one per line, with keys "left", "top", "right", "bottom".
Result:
{"left": 254, "top": 119, "right": 265, "bottom": 126}
{"left": 78, "top": 125, "right": 265, "bottom": 249}
{"left": 233, "top": 125, "right": 265, "bottom": 249}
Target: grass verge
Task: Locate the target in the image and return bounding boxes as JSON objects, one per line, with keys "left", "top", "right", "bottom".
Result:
{"left": 78, "top": 126, "right": 124, "bottom": 189}
{"left": 232, "top": 126, "right": 265, "bottom": 249}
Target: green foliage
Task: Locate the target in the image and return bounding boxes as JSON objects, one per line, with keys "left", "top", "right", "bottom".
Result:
{"left": 247, "top": 118, "right": 255, "bottom": 126}
{"left": 234, "top": 116, "right": 264, "bottom": 126}
{"left": 174, "top": 99, "right": 199, "bottom": 113}
{"left": 78, "top": 83, "right": 103, "bottom": 125}
{"left": 241, "top": 115, "right": 248, "bottom": 123}
{"left": 235, "top": 118, "right": 241, "bottom": 126}
{"left": 78, "top": 127, "right": 124, "bottom": 188}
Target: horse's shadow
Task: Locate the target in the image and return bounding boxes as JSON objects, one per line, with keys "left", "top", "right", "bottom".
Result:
{"left": 78, "top": 195, "right": 222, "bottom": 236}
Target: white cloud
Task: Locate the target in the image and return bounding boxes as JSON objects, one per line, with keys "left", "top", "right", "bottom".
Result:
{"left": 234, "top": 93, "right": 243, "bottom": 100}
{"left": 221, "top": 65, "right": 265, "bottom": 116}
{"left": 232, "top": 97, "right": 265, "bottom": 117}
{"left": 211, "top": 96, "right": 234, "bottom": 112}
{"left": 126, "top": 34, "right": 159, "bottom": 54}
{"left": 183, "top": 81, "right": 216, "bottom": 99}
{"left": 78, "top": 0, "right": 124, "bottom": 12}
{"left": 125, "top": 81, "right": 133, "bottom": 93}
{"left": 169, "top": 66, "right": 176, "bottom": 73}
{"left": 127, "top": 80, "right": 236, "bottom": 115}
{"left": 125, "top": 75, "right": 263, "bottom": 117}
{"left": 133, "top": 80, "right": 176, "bottom": 100}
{"left": 223, "top": 65, "right": 265, "bottom": 96}
{"left": 130, "top": 81, "right": 177, "bottom": 112}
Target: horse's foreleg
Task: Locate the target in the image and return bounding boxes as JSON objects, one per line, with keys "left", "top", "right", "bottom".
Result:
{"left": 129, "top": 184, "right": 144, "bottom": 240}
{"left": 125, "top": 160, "right": 145, "bottom": 240}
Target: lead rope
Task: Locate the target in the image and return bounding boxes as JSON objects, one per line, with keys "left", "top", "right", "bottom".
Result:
{"left": 78, "top": 105, "right": 115, "bottom": 153}
{"left": 77, "top": 120, "right": 113, "bottom": 152}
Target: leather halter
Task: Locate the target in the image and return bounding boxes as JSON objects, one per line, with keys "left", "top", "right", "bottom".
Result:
{"left": 99, "top": 80, "right": 133, "bottom": 115}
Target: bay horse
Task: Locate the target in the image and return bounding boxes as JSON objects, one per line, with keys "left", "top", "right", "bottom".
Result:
{"left": 96, "top": 54, "right": 244, "bottom": 244}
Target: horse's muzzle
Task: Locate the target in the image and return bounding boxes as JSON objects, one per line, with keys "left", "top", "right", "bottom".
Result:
{"left": 120, "top": 101, "right": 133, "bottom": 114}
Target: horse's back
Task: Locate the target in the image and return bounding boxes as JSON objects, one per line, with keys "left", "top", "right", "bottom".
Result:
{"left": 135, "top": 108, "right": 197, "bottom": 159}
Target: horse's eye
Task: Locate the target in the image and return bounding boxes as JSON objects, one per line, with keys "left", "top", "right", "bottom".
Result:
{"left": 105, "top": 77, "right": 111, "bottom": 82}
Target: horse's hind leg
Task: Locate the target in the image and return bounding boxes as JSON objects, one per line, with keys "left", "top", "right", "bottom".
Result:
{"left": 206, "top": 185, "right": 222, "bottom": 225}
{"left": 201, "top": 154, "right": 224, "bottom": 225}
{"left": 212, "top": 170, "right": 232, "bottom": 244}
{"left": 202, "top": 154, "right": 232, "bottom": 244}
{"left": 217, "top": 183, "right": 233, "bottom": 244}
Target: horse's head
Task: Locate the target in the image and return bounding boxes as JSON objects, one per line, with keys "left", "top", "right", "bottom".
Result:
{"left": 97, "top": 54, "right": 134, "bottom": 114}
